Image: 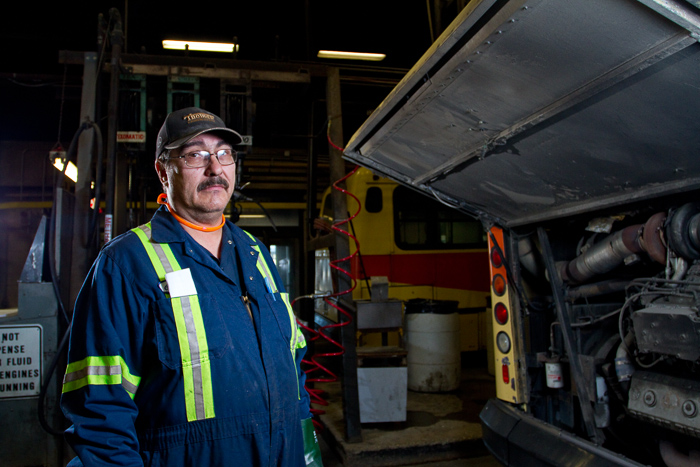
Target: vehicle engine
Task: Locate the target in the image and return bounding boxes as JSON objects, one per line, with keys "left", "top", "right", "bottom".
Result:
{"left": 523, "top": 202, "right": 700, "bottom": 466}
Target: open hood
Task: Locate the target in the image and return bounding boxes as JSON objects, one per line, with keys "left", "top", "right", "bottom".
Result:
{"left": 343, "top": 0, "right": 700, "bottom": 228}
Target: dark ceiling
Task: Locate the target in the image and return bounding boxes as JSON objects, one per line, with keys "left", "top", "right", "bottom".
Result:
{"left": 4, "top": 2, "right": 436, "bottom": 73}
{"left": 1, "top": 1, "right": 451, "bottom": 141}
{"left": 0, "top": 1, "right": 464, "bottom": 213}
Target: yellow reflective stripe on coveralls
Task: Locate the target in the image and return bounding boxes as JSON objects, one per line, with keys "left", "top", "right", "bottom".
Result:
{"left": 62, "top": 355, "right": 141, "bottom": 399}
{"left": 133, "top": 223, "right": 215, "bottom": 422}
{"left": 281, "top": 293, "right": 307, "bottom": 351}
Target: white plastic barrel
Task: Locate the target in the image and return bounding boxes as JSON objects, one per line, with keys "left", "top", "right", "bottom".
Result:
{"left": 405, "top": 300, "right": 461, "bottom": 392}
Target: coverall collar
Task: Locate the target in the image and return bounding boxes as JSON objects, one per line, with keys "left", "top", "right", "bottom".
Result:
{"left": 150, "top": 205, "right": 189, "bottom": 244}
{"left": 148, "top": 204, "right": 260, "bottom": 267}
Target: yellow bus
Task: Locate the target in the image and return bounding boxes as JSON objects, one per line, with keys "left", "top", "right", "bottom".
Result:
{"left": 316, "top": 167, "right": 491, "bottom": 353}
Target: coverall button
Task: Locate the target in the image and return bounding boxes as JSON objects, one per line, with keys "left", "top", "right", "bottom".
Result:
{"left": 228, "top": 240, "right": 233, "bottom": 244}
{"left": 249, "top": 276, "right": 254, "bottom": 280}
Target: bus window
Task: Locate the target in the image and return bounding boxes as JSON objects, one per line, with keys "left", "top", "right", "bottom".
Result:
{"left": 394, "top": 185, "right": 485, "bottom": 250}
{"left": 365, "top": 186, "right": 383, "bottom": 213}
{"left": 438, "top": 208, "right": 484, "bottom": 245}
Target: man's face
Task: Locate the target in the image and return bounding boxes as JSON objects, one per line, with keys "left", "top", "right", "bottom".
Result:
{"left": 156, "top": 132, "right": 236, "bottom": 224}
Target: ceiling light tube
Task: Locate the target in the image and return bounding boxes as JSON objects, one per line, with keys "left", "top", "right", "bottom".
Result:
{"left": 163, "top": 40, "right": 239, "bottom": 53}
{"left": 317, "top": 50, "right": 386, "bottom": 61}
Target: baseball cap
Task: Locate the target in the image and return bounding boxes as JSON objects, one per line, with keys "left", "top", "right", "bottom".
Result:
{"left": 155, "top": 107, "right": 243, "bottom": 159}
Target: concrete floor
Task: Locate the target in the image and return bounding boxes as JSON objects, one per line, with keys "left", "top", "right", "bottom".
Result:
{"left": 312, "top": 354, "right": 503, "bottom": 466}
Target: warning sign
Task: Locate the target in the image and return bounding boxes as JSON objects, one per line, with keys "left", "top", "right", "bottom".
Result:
{"left": 0, "top": 325, "right": 42, "bottom": 399}
{"left": 117, "top": 131, "right": 146, "bottom": 143}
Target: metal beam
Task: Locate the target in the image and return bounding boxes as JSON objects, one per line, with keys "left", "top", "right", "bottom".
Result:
{"left": 60, "top": 50, "right": 327, "bottom": 77}
{"left": 69, "top": 52, "right": 98, "bottom": 308}
{"left": 326, "top": 67, "right": 363, "bottom": 443}
{"left": 120, "top": 54, "right": 320, "bottom": 83}
{"left": 104, "top": 15, "right": 123, "bottom": 242}
{"left": 129, "top": 64, "right": 313, "bottom": 84}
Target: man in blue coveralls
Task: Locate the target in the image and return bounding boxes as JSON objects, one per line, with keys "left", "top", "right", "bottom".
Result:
{"left": 61, "top": 107, "right": 322, "bottom": 466}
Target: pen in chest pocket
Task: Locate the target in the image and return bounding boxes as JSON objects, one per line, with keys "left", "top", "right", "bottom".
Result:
{"left": 263, "top": 276, "right": 276, "bottom": 300}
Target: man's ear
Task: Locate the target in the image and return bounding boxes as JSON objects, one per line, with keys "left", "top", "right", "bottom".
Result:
{"left": 155, "top": 159, "right": 168, "bottom": 185}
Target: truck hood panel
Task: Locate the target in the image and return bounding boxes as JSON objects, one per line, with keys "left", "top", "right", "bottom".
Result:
{"left": 343, "top": 0, "right": 700, "bottom": 227}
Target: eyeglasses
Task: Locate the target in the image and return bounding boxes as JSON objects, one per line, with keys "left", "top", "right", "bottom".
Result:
{"left": 164, "top": 149, "right": 238, "bottom": 168}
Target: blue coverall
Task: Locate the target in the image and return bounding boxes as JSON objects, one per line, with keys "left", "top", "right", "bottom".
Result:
{"left": 61, "top": 206, "right": 310, "bottom": 466}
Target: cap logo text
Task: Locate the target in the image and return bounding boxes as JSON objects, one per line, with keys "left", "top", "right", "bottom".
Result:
{"left": 183, "top": 113, "right": 216, "bottom": 124}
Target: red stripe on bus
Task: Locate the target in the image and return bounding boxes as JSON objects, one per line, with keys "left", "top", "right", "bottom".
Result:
{"left": 353, "top": 252, "right": 490, "bottom": 292}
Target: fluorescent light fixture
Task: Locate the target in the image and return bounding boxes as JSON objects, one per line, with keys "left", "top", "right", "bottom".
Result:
{"left": 238, "top": 214, "right": 266, "bottom": 219}
{"left": 317, "top": 50, "right": 386, "bottom": 61}
{"left": 162, "top": 40, "right": 239, "bottom": 53}
{"left": 53, "top": 158, "right": 78, "bottom": 183}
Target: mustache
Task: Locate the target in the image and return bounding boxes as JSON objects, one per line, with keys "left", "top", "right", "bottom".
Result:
{"left": 197, "top": 177, "right": 230, "bottom": 192}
